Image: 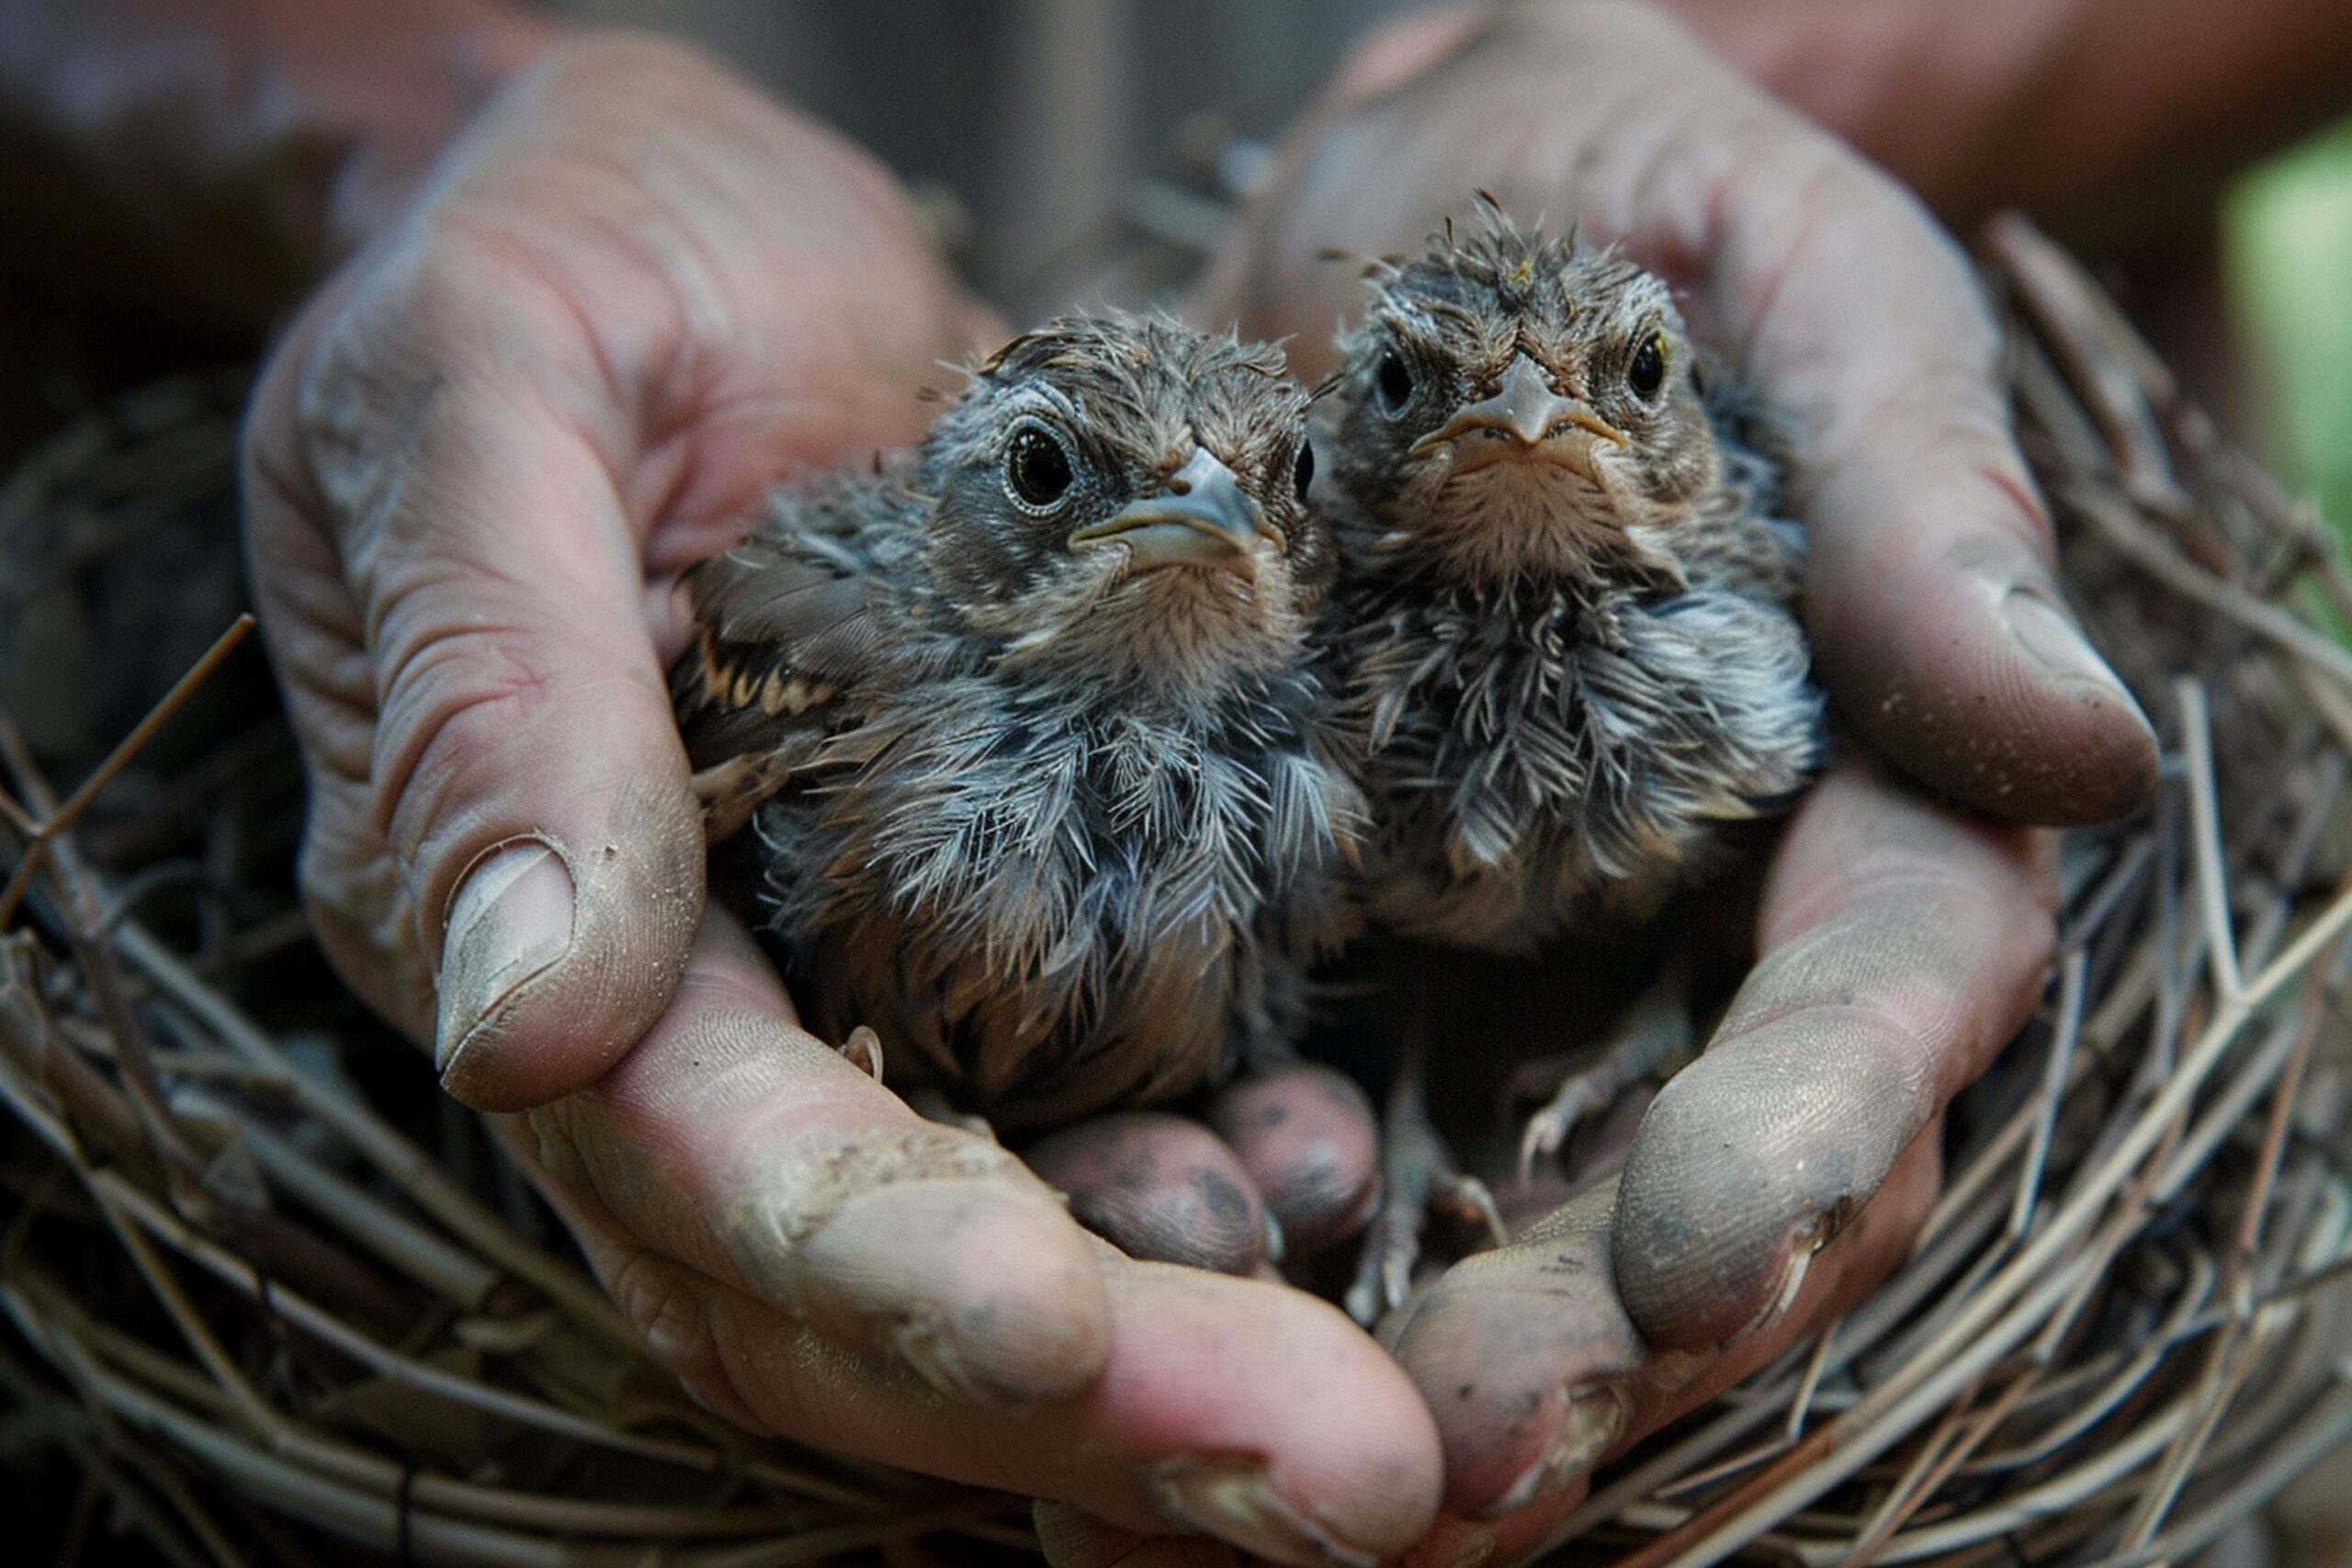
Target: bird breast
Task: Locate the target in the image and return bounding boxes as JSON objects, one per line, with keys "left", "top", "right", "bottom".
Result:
{"left": 752, "top": 674, "right": 1351, "bottom": 1127}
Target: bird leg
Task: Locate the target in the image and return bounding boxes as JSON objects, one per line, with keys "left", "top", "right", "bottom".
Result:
{"left": 1513, "top": 950, "right": 1695, "bottom": 1179}
{"left": 1346, "top": 1032, "right": 1508, "bottom": 1325}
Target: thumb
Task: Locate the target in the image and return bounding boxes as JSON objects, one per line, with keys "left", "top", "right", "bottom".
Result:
{"left": 253, "top": 267, "right": 707, "bottom": 1113}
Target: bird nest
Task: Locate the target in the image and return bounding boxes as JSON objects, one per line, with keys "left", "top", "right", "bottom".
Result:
{"left": 3, "top": 217, "right": 2349, "bottom": 1567}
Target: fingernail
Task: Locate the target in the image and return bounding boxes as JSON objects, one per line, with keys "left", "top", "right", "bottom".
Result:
{"left": 1476, "top": 1383, "right": 1628, "bottom": 1520}
{"left": 435, "top": 839, "right": 574, "bottom": 1078}
{"left": 1148, "top": 1456, "right": 1376, "bottom": 1568}
{"left": 2001, "top": 584, "right": 2138, "bottom": 706}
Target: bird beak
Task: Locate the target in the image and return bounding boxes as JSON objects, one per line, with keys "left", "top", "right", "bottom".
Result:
{"left": 1410, "top": 355, "right": 1629, "bottom": 479}
{"left": 1067, "top": 448, "right": 1277, "bottom": 576}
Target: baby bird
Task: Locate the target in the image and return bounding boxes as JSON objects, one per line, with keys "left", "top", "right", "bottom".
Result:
{"left": 1325, "top": 203, "right": 1826, "bottom": 1312}
{"left": 673, "top": 312, "right": 1363, "bottom": 1134}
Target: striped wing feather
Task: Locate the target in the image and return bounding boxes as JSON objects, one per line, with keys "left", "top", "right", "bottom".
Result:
{"left": 672, "top": 474, "right": 916, "bottom": 838}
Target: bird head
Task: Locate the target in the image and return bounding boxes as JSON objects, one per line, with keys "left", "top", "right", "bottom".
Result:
{"left": 919, "top": 311, "right": 1333, "bottom": 695}
{"left": 1330, "top": 203, "right": 1722, "bottom": 588}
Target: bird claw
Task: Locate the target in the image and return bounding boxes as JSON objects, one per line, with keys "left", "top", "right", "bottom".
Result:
{"left": 1345, "top": 1113, "right": 1505, "bottom": 1325}
{"left": 1345, "top": 1212, "right": 1414, "bottom": 1326}
{"left": 1513, "top": 962, "right": 1698, "bottom": 1180}
{"left": 1518, "top": 1072, "right": 1609, "bottom": 1181}
{"left": 1438, "top": 1168, "right": 1510, "bottom": 1251}
{"left": 838, "top": 1024, "right": 885, "bottom": 1083}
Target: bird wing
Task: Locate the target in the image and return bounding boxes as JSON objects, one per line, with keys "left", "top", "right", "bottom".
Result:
{"left": 672, "top": 471, "right": 919, "bottom": 840}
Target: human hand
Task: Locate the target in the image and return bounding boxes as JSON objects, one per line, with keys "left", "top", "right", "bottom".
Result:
{"left": 1051, "top": 2, "right": 2145, "bottom": 1559}
{"left": 242, "top": 32, "right": 1442, "bottom": 1562}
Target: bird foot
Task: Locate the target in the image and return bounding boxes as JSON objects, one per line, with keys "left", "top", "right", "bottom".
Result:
{"left": 1513, "top": 961, "right": 1700, "bottom": 1181}
{"left": 1516, "top": 1064, "right": 1626, "bottom": 1181}
{"left": 1345, "top": 1106, "right": 1507, "bottom": 1325}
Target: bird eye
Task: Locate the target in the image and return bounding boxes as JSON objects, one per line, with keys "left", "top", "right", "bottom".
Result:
{"left": 1374, "top": 353, "right": 1415, "bottom": 416}
{"left": 1293, "top": 439, "right": 1316, "bottom": 502}
{"left": 1628, "top": 334, "right": 1667, "bottom": 400}
{"left": 1004, "top": 421, "right": 1076, "bottom": 512}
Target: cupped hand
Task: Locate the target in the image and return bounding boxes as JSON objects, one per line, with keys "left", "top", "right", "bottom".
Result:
{"left": 1032, "top": 2, "right": 2149, "bottom": 1561}
{"left": 242, "top": 32, "right": 1442, "bottom": 1562}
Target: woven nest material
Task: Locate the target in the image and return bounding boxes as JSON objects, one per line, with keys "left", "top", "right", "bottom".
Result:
{"left": 3, "top": 217, "right": 2350, "bottom": 1568}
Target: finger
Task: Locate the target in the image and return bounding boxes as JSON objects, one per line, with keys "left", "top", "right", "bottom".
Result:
{"left": 247, "top": 265, "right": 706, "bottom": 1113}
{"left": 522, "top": 914, "right": 1444, "bottom": 1564}
{"left": 1444, "top": 0, "right": 2160, "bottom": 825}
{"left": 514, "top": 911, "right": 1112, "bottom": 1405}
{"left": 1206, "top": 1065, "right": 1381, "bottom": 1261}
{"left": 1024, "top": 1112, "right": 1272, "bottom": 1276}
{"left": 246, "top": 37, "right": 1001, "bottom": 1112}
{"left": 1202, "top": 0, "right": 2159, "bottom": 827}
{"left": 1387, "top": 1132, "right": 1940, "bottom": 1555}
{"left": 1612, "top": 760, "right": 2056, "bottom": 1352}
{"left": 1675, "top": 60, "right": 2158, "bottom": 824}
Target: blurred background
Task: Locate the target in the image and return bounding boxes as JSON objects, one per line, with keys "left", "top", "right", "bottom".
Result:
{"left": 7, "top": 0, "right": 2345, "bottom": 545}
{"left": 2232, "top": 121, "right": 2352, "bottom": 548}
{"left": 535, "top": 0, "right": 2352, "bottom": 545}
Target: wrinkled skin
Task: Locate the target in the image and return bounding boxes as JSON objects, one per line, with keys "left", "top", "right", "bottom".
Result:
{"left": 1034, "top": 2, "right": 2152, "bottom": 1562}
{"left": 243, "top": 34, "right": 1446, "bottom": 1564}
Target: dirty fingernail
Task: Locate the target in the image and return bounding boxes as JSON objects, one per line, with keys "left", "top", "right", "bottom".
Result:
{"left": 1476, "top": 1384, "right": 1628, "bottom": 1520}
{"left": 435, "top": 839, "right": 574, "bottom": 1078}
{"left": 1149, "top": 1456, "right": 1375, "bottom": 1568}
{"left": 2001, "top": 584, "right": 2140, "bottom": 707}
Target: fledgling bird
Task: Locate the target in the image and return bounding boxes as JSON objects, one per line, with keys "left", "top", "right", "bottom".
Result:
{"left": 1324, "top": 203, "right": 1827, "bottom": 1314}
{"left": 673, "top": 312, "right": 1364, "bottom": 1136}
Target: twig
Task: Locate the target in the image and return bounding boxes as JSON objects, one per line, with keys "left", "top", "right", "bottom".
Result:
{"left": 1622, "top": 883, "right": 2352, "bottom": 1567}
{"left": 2010, "top": 950, "right": 2086, "bottom": 1238}
{"left": 0, "top": 615, "right": 253, "bottom": 930}
{"left": 2177, "top": 680, "right": 2244, "bottom": 1001}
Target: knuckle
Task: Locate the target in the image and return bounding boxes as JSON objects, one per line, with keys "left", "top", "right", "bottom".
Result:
{"left": 605, "top": 1244, "right": 716, "bottom": 1370}
{"left": 374, "top": 211, "right": 573, "bottom": 350}
{"left": 370, "top": 619, "right": 553, "bottom": 846}
{"left": 288, "top": 223, "right": 590, "bottom": 525}
{"left": 1736, "top": 882, "right": 2047, "bottom": 1064}
{"left": 293, "top": 807, "right": 437, "bottom": 1041}
{"left": 600, "top": 1245, "right": 793, "bottom": 1435}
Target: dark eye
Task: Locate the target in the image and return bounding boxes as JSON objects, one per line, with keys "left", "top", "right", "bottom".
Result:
{"left": 1374, "top": 353, "right": 1415, "bottom": 416}
{"left": 1293, "top": 440, "right": 1315, "bottom": 502}
{"left": 1004, "top": 421, "right": 1076, "bottom": 511}
{"left": 1628, "top": 334, "right": 1667, "bottom": 400}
